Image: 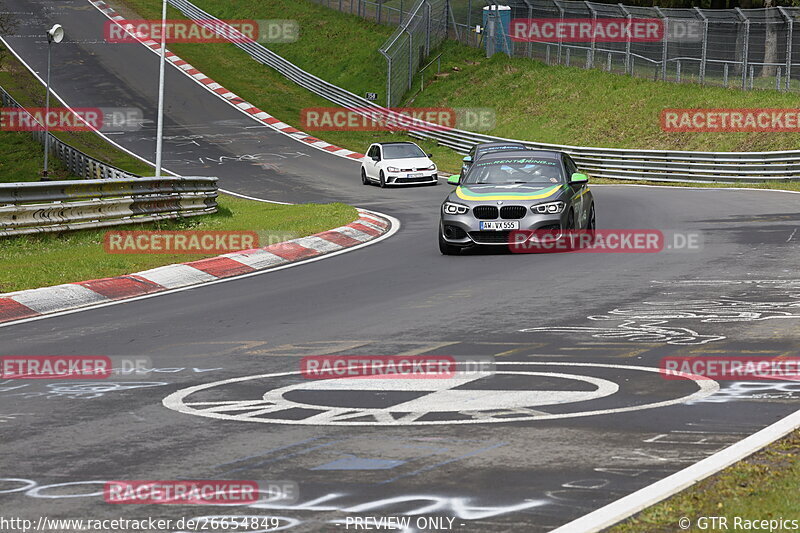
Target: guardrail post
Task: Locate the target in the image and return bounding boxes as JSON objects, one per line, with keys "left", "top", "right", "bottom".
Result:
{"left": 736, "top": 8, "right": 750, "bottom": 90}
{"left": 723, "top": 62, "right": 729, "bottom": 86}
{"left": 585, "top": 1, "right": 597, "bottom": 68}
{"left": 778, "top": 6, "right": 792, "bottom": 91}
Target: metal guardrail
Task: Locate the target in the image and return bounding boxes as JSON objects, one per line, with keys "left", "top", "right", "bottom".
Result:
{"left": 168, "top": 0, "right": 800, "bottom": 183}
{"left": 0, "top": 177, "right": 218, "bottom": 236}
{"left": 0, "top": 85, "right": 139, "bottom": 180}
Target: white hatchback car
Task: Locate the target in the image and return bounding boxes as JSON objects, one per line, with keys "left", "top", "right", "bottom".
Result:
{"left": 361, "top": 142, "right": 438, "bottom": 187}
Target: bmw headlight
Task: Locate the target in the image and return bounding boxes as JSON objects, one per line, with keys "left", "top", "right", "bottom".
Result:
{"left": 532, "top": 201, "right": 566, "bottom": 214}
{"left": 386, "top": 166, "right": 400, "bottom": 172}
{"left": 442, "top": 202, "right": 469, "bottom": 215}
{"left": 425, "top": 163, "right": 436, "bottom": 171}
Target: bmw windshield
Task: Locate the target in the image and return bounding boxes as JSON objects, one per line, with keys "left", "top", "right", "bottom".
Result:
{"left": 463, "top": 157, "right": 564, "bottom": 185}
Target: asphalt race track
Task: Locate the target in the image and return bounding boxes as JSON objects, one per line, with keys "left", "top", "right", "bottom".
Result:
{"left": 1, "top": 1, "right": 799, "bottom": 531}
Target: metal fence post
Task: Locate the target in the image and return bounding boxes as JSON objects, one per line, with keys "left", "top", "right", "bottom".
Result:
{"left": 524, "top": 0, "right": 533, "bottom": 59}
{"left": 556, "top": 0, "right": 565, "bottom": 64}
{"left": 779, "top": 6, "right": 793, "bottom": 91}
{"left": 694, "top": 7, "right": 708, "bottom": 85}
{"left": 585, "top": 1, "right": 597, "bottom": 68}
{"left": 736, "top": 8, "right": 750, "bottom": 90}
{"left": 425, "top": 1, "right": 431, "bottom": 55}
{"left": 619, "top": 4, "right": 632, "bottom": 74}
{"left": 407, "top": 29, "right": 414, "bottom": 94}
{"left": 380, "top": 49, "right": 392, "bottom": 107}
{"left": 655, "top": 7, "right": 668, "bottom": 81}
{"left": 466, "top": 0, "right": 472, "bottom": 45}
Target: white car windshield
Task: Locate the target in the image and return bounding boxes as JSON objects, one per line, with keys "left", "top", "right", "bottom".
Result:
{"left": 382, "top": 144, "right": 426, "bottom": 159}
{"left": 463, "top": 158, "right": 564, "bottom": 185}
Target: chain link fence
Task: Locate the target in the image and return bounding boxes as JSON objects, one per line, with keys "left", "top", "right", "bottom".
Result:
{"left": 316, "top": 0, "right": 800, "bottom": 100}
{"left": 494, "top": 0, "right": 800, "bottom": 92}
{"left": 310, "top": 0, "right": 451, "bottom": 106}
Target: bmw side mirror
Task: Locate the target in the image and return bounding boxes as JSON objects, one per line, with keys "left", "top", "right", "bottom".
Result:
{"left": 462, "top": 156, "right": 472, "bottom": 163}
{"left": 372, "top": 156, "right": 380, "bottom": 162}
{"left": 570, "top": 172, "right": 589, "bottom": 184}
{"left": 427, "top": 153, "right": 433, "bottom": 158}
{"left": 447, "top": 175, "right": 460, "bottom": 185}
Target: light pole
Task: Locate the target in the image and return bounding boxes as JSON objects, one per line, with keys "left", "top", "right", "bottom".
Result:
{"left": 155, "top": 0, "right": 167, "bottom": 178}
{"left": 43, "top": 23, "right": 64, "bottom": 181}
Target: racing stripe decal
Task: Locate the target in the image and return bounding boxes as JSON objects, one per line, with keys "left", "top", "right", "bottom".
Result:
{"left": 455, "top": 184, "right": 564, "bottom": 201}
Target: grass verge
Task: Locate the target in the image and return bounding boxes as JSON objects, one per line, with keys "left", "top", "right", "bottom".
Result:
{"left": 611, "top": 429, "right": 800, "bottom": 532}
{"left": 0, "top": 196, "right": 357, "bottom": 293}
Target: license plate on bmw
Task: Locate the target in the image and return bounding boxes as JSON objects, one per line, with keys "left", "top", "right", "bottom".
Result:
{"left": 480, "top": 221, "right": 519, "bottom": 230}
{"left": 407, "top": 172, "right": 424, "bottom": 178}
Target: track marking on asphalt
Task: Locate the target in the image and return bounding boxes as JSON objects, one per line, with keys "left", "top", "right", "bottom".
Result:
{"left": 163, "top": 362, "right": 719, "bottom": 426}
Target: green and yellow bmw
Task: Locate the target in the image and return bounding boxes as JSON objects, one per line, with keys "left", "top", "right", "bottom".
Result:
{"left": 439, "top": 150, "right": 595, "bottom": 255}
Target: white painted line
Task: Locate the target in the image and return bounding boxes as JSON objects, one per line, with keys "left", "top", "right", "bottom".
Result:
{"left": 161, "top": 362, "right": 718, "bottom": 426}
{"left": 551, "top": 407, "right": 800, "bottom": 533}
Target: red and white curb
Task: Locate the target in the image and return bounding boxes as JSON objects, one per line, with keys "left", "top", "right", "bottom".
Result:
{"left": 0, "top": 210, "right": 389, "bottom": 325}
{"left": 88, "top": 0, "right": 365, "bottom": 161}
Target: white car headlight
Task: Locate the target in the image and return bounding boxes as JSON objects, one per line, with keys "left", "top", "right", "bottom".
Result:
{"left": 532, "top": 201, "right": 566, "bottom": 214}
{"left": 442, "top": 202, "right": 469, "bottom": 215}
{"left": 425, "top": 163, "right": 436, "bottom": 171}
{"left": 386, "top": 166, "right": 400, "bottom": 173}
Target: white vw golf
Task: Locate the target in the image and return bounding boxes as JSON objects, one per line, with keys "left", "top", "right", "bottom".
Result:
{"left": 361, "top": 142, "right": 438, "bottom": 187}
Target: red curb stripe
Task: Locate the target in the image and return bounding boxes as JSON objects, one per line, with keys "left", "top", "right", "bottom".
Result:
{"left": 213, "top": 87, "right": 229, "bottom": 95}
{"left": 281, "top": 127, "right": 300, "bottom": 133}
{"left": 348, "top": 222, "right": 382, "bottom": 236}
{"left": 76, "top": 276, "right": 164, "bottom": 300}
{"left": 264, "top": 242, "right": 320, "bottom": 261}
{"left": 184, "top": 257, "right": 255, "bottom": 278}
{"left": 186, "top": 68, "right": 200, "bottom": 75}
{"left": 323, "top": 145, "right": 342, "bottom": 152}
{"left": 347, "top": 153, "right": 365, "bottom": 159}
{"left": 0, "top": 298, "right": 37, "bottom": 322}
{"left": 245, "top": 107, "right": 262, "bottom": 115}
{"left": 173, "top": 59, "right": 187, "bottom": 66}
{"left": 263, "top": 117, "right": 280, "bottom": 125}
{"left": 315, "top": 231, "right": 362, "bottom": 247}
